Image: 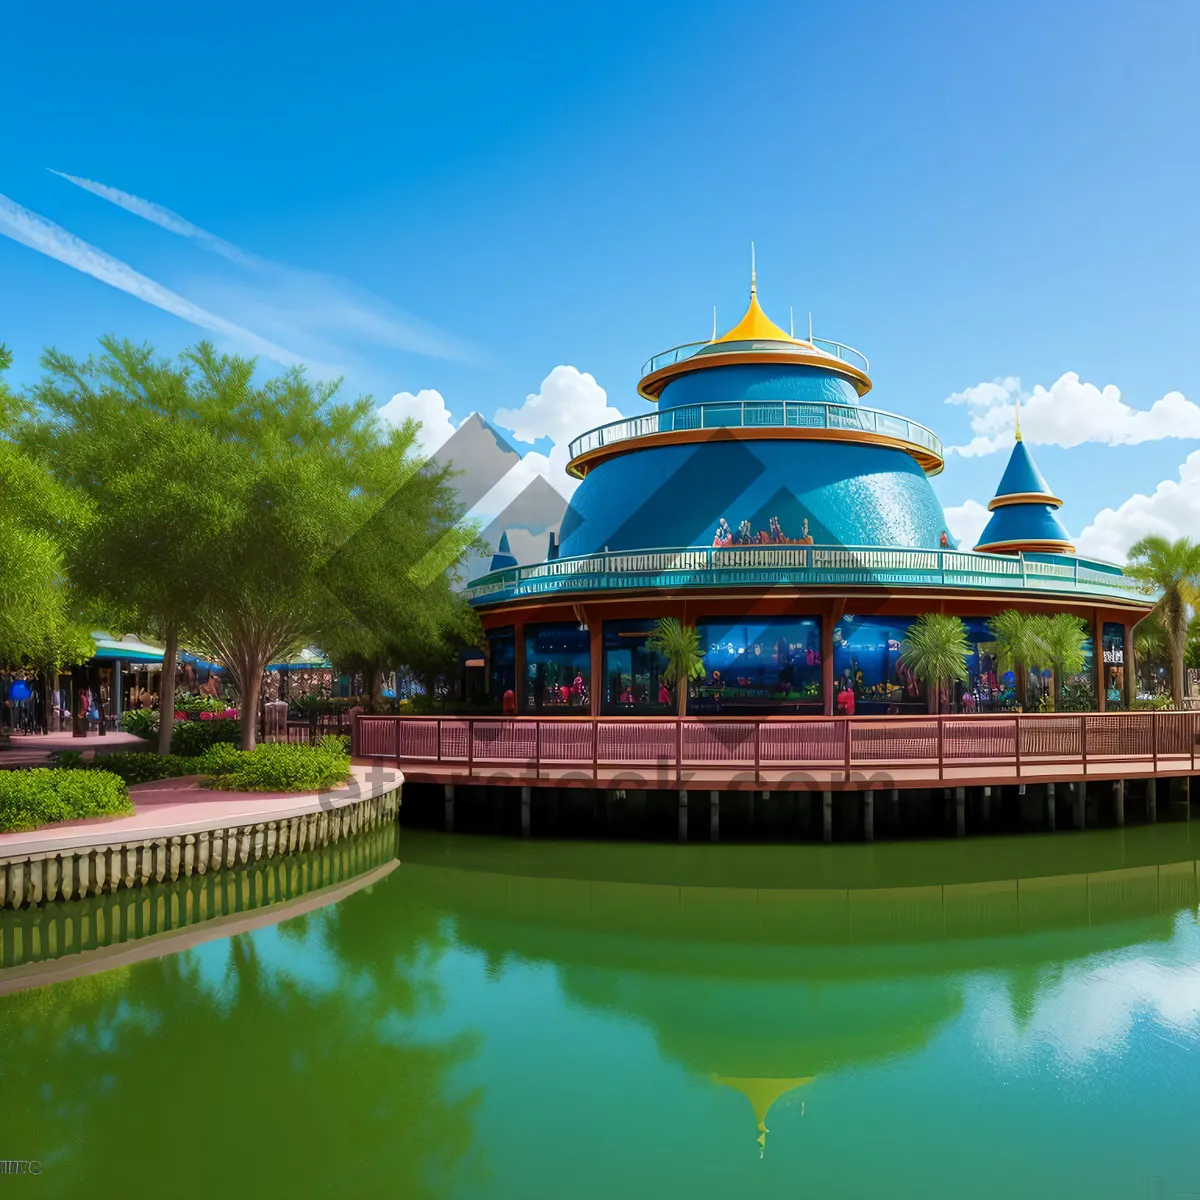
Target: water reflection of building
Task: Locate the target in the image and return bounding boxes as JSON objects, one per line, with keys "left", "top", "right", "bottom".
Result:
{"left": 465, "top": 264, "right": 1150, "bottom": 715}
{"left": 393, "top": 827, "right": 1200, "bottom": 1150}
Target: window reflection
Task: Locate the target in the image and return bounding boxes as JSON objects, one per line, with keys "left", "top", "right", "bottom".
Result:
{"left": 691, "top": 617, "right": 822, "bottom": 714}
{"left": 486, "top": 627, "right": 515, "bottom": 707}
{"left": 602, "top": 620, "right": 672, "bottom": 714}
{"left": 1102, "top": 622, "right": 1126, "bottom": 709}
{"left": 523, "top": 624, "right": 590, "bottom": 713}
{"left": 833, "top": 616, "right": 920, "bottom": 714}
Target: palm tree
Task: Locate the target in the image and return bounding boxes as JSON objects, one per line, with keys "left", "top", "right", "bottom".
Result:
{"left": 1125, "top": 535, "right": 1200, "bottom": 705}
{"left": 987, "top": 610, "right": 1042, "bottom": 710}
{"left": 646, "top": 618, "right": 706, "bottom": 717}
{"left": 1034, "top": 613, "right": 1089, "bottom": 710}
{"left": 898, "top": 614, "right": 970, "bottom": 713}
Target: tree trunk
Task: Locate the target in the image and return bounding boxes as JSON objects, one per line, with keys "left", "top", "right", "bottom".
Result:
{"left": 241, "top": 668, "right": 262, "bottom": 751}
{"left": 157, "top": 626, "right": 179, "bottom": 756}
{"left": 1015, "top": 660, "right": 1028, "bottom": 711}
{"left": 1050, "top": 666, "right": 1061, "bottom": 712}
{"left": 677, "top": 676, "right": 688, "bottom": 718}
{"left": 1172, "top": 650, "right": 1186, "bottom": 708}
{"left": 88, "top": 664, "right": 107, "bottom": 736}
{"left": 369, "top": 665, "right": 385, "bottom": 713}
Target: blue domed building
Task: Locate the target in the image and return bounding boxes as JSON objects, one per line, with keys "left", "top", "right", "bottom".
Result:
{"left": 467, "top": 266, "right": 1149, "bottom": 717}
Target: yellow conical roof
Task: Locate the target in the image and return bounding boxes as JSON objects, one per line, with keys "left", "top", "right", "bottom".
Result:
{"left": 713, "top": 290, "right": 801, "bottom": 345}
{"left": 713, "top": 247, "right": 805, "bottom": 344}
{"left": 713, "top": 1075, "right": 814, "bottom": 1156}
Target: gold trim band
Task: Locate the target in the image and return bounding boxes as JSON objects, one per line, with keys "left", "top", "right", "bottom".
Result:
{"left": 973, "top": 538, "right": 1077, "bottom": 555}
{"left": 987, "top": 491, "right": 1064, "bottom": 511}
{"left": 637, "top": 347, "right": 873, "bottom": 402}
{"left": 566, "top": 425, "right": 944, "bottom": 479}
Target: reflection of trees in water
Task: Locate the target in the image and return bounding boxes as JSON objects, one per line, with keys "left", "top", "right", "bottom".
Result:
{"left": 0, "top": 878, "right": 482, "bottom": 1197}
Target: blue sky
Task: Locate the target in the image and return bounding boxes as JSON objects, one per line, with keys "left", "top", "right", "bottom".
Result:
{"left": 5, "top": 0, "right": 1200, "bottom": 559}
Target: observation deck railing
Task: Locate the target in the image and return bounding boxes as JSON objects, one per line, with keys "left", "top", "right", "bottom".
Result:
{"left": 354, "top": 711, "right": 1197, "bottom": 790}
{"left": 640, "top": 337, "right": 870, "bottom": 379}
{"left": 566, "top": 399, "right": 943, "bottom": 469}
{"left": 464, "top": 544, "right": 1144, "bottom": 605}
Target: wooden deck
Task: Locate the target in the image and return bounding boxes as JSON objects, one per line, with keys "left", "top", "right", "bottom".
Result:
{"left": 354, "top": 711, "right": 1200, "bottom": 792}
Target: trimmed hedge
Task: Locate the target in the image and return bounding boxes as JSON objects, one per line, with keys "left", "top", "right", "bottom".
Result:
{"left": 171, "top": 718, "right": 241, "bottom": 756}
{"left": 54, "top": 739, "right": 352, "bottom": 794}
{"left": 70, "top": 752, "right": 198, "bottom": 785}
{"left": 202, "top": 737, "right": 352, "bottom": 793}
{"left": 0, "top": 768, "right": 133, "bottom": 833}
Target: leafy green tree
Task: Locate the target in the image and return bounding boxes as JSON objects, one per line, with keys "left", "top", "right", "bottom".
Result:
{"left": 23, "top": 339, "right": 477, "bottom": 749}
{"left": 1033, "top": 612, "right": 1089, "bottom": 711}
{"left": 21, "top": 339, "right": 237, "bottom": 751}
{"left": 0, "top": 343, "right": 94, "bottom": 690}
{"left": 987, "top": 610, "right": 1043, "bottom": 710}
{"left": 646, "top": 618, "right": 706, "bottom": 716}
{"left": 898, "top": 613, "right": 970, "bottom": 713}
{"left": 1124, "top": 535, "right": 1200, "bottom": 704}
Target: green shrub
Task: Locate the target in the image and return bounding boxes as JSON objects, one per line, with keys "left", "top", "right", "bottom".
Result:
{"left": 81, "top": 752, "right": 198, "bottom": 785}
{"left": 1131, "top": 695, "right": 1174, "bottom": 711}
{"left": 201, "top": 736, "right": 351, "bottom": 793}
{"left": 175, "top": 693, "right": 229, "bottom": 716}
{"left": 171, "top": 718, "right": 241, "bottom": 756}
{"left": 121, "top": 708, "right": 157, "bottom": 740}
{"left": 0, "top": 769, "right": 133, "bottom": 833}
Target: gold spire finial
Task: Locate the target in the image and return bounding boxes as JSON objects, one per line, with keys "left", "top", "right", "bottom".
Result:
{"left": 750, "top": 241, "right": 757, "bottom": 298}
{"left": 1015, "top": 393, "right": 1022, "bottom": 442}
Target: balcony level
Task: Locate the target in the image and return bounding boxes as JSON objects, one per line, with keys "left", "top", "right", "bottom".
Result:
{"left": 464, "top": 543, "right": 1146, "bottom": 608}
{"left": 566, "top": 400, "right": 945, "bottom": 479}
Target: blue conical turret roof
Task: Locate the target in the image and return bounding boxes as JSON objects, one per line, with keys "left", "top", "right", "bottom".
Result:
{"left": 975, "top": 436, "right": 1073, "bottom": 555}
{"left": 489, "top": 531, "right": 518, "bottom": 571}
{"left": 990, "top": 439, "right": 1059, "bottom": 504}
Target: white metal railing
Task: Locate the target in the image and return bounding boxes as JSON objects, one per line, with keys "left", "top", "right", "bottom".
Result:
{"left": 465, "top": 544, "right": 1147, "bottom": 603}
{"left": 640, "top": 337, "right": 870, "bottom": 379}
{"left": 567, "top": 400, "right": 943, "bottom": 466}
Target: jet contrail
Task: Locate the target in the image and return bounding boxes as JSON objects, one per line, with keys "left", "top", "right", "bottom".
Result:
{"left": 0, "top": 192, "right": 307, "bottom": 367}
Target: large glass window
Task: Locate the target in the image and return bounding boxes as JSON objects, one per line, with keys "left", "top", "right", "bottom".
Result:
{"left": 1103, "top": 622, "right": 1126, "bottom": 708}
{"left": 602, "top": 620, "right": 672, "bottom": 714}
{"left": 833, "top": 616, "right": 921, "bottom": 714}
{"left": 486, "top": 627, "right": 515, "bottom": 705}
{"left": 691, "top": 616, "right": 823, "bottom": 714}
{"left": 523, "top": 623, "right": 590, "bottom": 713}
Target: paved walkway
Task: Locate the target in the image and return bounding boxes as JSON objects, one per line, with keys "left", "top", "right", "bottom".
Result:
{"left": 0, "top": 762, "right": 404, "bottom": 859}
{"left": 0, "top": 730, "right": 148, "bottom": 769}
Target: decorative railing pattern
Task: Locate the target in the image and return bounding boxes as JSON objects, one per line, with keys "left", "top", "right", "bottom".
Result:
{"left": 640, "top": 338, "right": 870, "bottom": 379}
{"left": 566, "top": 400, "right": 941, "bottom": 468}
{"left": 463, "top": 544, "right": 1144, "bottom": 604}
{"left": 355, "top": 713, "right": 1199, "bottom": 787}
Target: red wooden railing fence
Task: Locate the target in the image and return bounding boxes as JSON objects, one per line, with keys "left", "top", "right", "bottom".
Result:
{"left": 352, "top": 711, "right": 1200, "bottom": 786}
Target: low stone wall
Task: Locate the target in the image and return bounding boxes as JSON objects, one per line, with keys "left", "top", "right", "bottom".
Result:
{"left": 0, "top": 820, "right": 400, "bottom": 981}
{"left": 0, "top": 786, "right": 401, "bottom": 910}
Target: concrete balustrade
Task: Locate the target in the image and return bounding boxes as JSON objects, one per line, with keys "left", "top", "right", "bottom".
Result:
{"left": 0, "top": 787, "right": 400, "bottom": 911}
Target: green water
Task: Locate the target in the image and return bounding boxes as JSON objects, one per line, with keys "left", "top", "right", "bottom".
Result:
{"left": 4, "top": 824, "right": 1200, "bottom": 1198}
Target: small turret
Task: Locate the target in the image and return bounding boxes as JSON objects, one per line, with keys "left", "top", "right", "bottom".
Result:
{"left": 489, "top": 531, "right": 518, "bottom": 571}
{"left": 974, "top": 409, "right": 1074, "bottom": 554}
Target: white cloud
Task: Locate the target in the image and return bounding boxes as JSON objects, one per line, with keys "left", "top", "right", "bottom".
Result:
{"left": 47, "top": 170, "right": 474, "bottom": 364}
{"left": 0, "top": 191, "right": 310, "bottom": 368}
{"left": 978, "top": 923, "right": 1200, "bottom": 1067}
{"left": 376, "top": 388, "right": 458, "bottom": 455}
{"left": 1075, "top": 448, "right": 1200, "bottom": 563}
{"left": 947, "top": 373, "right": 1200, "bottom": 457}
{"left": 943, "top": 498, "right": 991, "bottom": 549}
{"left": 492, "top": 365, "right": 624, "bottom": 494}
